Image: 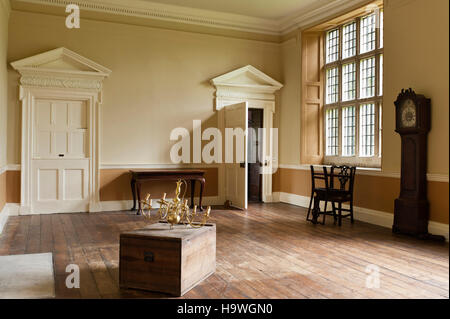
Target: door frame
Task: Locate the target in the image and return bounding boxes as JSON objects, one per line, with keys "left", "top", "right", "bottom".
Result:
{"left": 217, "top": 98, "right": 276, "bottom": 204}
{"left": 11, "top": 48, "right": 111, "bottom": 215}
{"left": 211, "top": 66, "right": 283, "bottom": 206}
{"left": 19, "top": 87, "right": 102, "bottom": 214}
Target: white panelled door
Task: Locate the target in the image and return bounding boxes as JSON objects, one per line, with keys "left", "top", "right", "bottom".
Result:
{"left": 224, "top": 102, "right": 248, "bottom": 210}
{"left": 32, "top": 99, "right": 89, "bottom": 213}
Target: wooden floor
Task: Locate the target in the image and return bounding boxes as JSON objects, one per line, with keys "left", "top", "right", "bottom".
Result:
{"left": 0, "top": 203, "right": 448, "bottom": 299}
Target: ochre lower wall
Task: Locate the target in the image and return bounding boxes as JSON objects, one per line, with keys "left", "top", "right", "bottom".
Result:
{"left": 6, "top": 170, "right": 19, "bottom": 203}
{"left": 276, "top": 168, "right": 449, "bottom": 224}
{"left": 5, "top": 168, "right": 219, "bottom": 204}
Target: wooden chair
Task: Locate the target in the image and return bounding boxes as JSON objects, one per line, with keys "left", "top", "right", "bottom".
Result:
{"left": 326, "top": 165, "right": 356, "bottom": 226}
{"left": 306, "top": 165, "right": 336, "bottom": 225}
{"left": 307, "top": 165, "right": 356, "bottom": 226}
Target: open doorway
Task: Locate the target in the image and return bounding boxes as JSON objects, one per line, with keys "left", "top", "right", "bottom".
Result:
{"left": 248, "top": 108, "right": 263, "bottom": 203}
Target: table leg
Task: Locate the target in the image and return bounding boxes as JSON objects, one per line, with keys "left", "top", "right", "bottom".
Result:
{"left": 136, "top": 181, "right": 142, "bottom": 216}
{"left": 130, "top": 177, "right": 137, "bottom": 211}
{"left": 190, "top": 179, "right": 196, "bottom": 209}
{"left": 199, "top": 177, "right": 205, "bottom": 211}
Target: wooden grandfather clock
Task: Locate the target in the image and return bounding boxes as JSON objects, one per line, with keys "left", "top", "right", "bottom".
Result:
{"left": 393, "top": 88, "right": 442, "bottom": 240}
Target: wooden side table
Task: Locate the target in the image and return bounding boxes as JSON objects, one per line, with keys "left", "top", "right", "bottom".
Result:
{"left": 129, "top": 169, "right": 206, "bottom": 214}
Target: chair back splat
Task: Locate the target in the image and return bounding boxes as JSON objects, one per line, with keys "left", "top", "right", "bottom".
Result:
{"left": 307, "top": 165, "right": 356, "bottom": 226}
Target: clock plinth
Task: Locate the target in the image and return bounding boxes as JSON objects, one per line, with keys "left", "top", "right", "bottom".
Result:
{"left": 393, "top": 198, "right": 429, "bottom": 236}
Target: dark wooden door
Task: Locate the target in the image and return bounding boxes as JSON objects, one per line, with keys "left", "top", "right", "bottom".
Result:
{"left": 247, "top": 108, "right": 263, "bottom": 202}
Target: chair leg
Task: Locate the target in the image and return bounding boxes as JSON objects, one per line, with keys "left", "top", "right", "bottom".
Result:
{"left": 331, "top": 202, "right": 337, "bottom": 224}
{"left": 312, "top": 197, "right": 320, "bottom": 224}
{"left": 350, "top": 200, "right": 354, "bottom": 224}
{"left": 338, "top": 202, "right": 342, "bottom": 226}
{"left": 322, "top": 201, "right": 328, "bottom": 225}
{"left": 307, "top": 191, "right": 314, "bottom": 221}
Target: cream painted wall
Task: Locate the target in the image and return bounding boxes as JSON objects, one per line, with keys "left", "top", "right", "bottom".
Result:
{"left": 383, "top": 0, "right": 449, "bottom": 174}
{"left": 0, "top": 0, "right": 9, "bottom": 169}
{"left": 279, "top": 37, "right": 301, "bottom": 165}
{"left": 7, "top": 10, "right": 282, "bottom": 165}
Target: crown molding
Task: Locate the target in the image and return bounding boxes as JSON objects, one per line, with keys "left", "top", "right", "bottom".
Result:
{"left": 12, "top": 0, "right": 377, "bottom": 38}
{"left": 279, "top": 0, "right": 375, "bottom": 34}
{"left": 13, "top": 0, "right": 281, "bottom": 35}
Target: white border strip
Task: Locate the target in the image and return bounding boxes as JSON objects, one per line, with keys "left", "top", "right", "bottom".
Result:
{"left": 3, "top": 164, "right": 448, "bottom": 182}
{"left": 278, "top": 164, "right": 449, "bottom": 182}
{"left": 275, "top": 191, "right": 449, "bottom": 241}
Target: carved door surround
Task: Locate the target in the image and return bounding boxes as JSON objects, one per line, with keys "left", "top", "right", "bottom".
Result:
{"left": 211, "top": 65, "right": 283, "bottom": 204}
{"left": 11, "top": 47, "right": 111, "bottom": 214}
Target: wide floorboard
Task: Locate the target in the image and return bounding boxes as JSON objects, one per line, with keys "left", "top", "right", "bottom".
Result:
{"left": 0, "top": 203, "right": 448, "bottom": 299}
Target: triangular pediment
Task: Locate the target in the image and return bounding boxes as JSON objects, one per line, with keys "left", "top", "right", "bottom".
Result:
{"left": 11, "top": 47, "right": 111, "bottom": 77}
{"left": 211, "top": 65, "right": 283, "bottom": 90}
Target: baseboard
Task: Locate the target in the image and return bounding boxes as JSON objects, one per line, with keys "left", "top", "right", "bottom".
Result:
{"left": 100, "top": 196, "right": 222, "bottom": 212}
{"left": 277, "top": 192, "right": 449, "bottom": 241}
{"left": 0, "top": 205, "right": 8, "bottom": 234}
{"left": 0, "top": 203, "right": 20, "bottom": 234}
{"left": 270, "top": 192, "right": 280, "bottom": 203}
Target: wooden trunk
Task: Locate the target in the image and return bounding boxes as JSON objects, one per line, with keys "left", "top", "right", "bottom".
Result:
{"left": 119, "top": 222, "right": 216, "bottom": 296}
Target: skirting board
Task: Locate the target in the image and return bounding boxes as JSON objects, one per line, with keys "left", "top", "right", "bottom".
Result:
{"left": 275, "top": 192, "right": 449, "bottom": 241}
{"left": 100, "top": 196, "right": 222, "bottom": 212}
{"left": 0, "top": 204, "right": 19, "bottom": 234}
{"left": 0, "top": 205, "right": 8, "bottom": 234}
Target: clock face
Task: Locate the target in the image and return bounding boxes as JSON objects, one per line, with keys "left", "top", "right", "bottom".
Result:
{"left": 400, "top": 99, "right": 417, "bottom": 128}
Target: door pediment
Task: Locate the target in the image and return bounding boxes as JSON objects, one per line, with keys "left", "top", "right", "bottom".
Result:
{"left": 211, "top": 65, "right": 283, "bottom": 92}
{"left": 11, "top": 47, "right": 111, "bottom": 90}
{"left": 211, "top": 65, "right": 283, "bottom": 104}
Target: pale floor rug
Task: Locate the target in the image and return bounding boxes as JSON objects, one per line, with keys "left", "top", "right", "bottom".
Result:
{"left": 0, "top": 253, "right": 55, "bottom": 299}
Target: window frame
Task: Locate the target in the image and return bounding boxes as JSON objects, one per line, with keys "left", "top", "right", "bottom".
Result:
{"left": 323, "top": 10, "right": 383, "bottom": 168}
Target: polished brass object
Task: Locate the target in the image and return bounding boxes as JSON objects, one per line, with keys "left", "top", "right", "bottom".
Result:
{"left": 139, "top": 179, "right": 211, "bottom": 228}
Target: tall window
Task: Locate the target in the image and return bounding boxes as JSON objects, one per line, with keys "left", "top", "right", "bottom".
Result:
{"left": 324, "top": 9, "right": 383, "bottom": 167}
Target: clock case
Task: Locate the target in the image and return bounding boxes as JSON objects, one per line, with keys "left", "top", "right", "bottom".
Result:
{"left": 393, "top": 88, "right": 431, "bottom": 238}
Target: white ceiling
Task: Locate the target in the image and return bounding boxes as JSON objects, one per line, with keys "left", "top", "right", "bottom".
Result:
{"left": 142, "top": 0, "right": 333, "bottom": 20}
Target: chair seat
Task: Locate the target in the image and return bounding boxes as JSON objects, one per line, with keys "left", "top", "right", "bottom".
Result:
{"left": 314, "top": 188, "right": 351, "bottom": 202}
{"left": 328, "top": 189, "right": 352, "bottom": 202}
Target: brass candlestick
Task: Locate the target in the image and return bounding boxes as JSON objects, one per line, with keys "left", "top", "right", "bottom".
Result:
{"left": 139, "top": 179, "right": 211, "bottom": 228}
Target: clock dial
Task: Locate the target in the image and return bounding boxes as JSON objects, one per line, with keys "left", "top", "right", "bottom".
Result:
{"left": 400, "top": 99, "right": 416, "bottom": 128}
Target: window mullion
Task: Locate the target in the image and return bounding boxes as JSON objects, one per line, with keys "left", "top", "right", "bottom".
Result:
{"left": 374, "top": 101, "right": 380, "bottom": 157}
{"left": 338, "top": 106, "right": 342, "bottom": 157}
{"left": 356, "top": 102, "right": 360, "bottom": 157}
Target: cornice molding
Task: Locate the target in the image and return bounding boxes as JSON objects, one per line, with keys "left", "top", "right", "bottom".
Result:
{"left": 14, "top": 0, "right": 280, "bottom": 35}
{"left": 12, "top": 0, "right": 375, "bottom": 37}
{"left": 279, "top": 0, "right": 374, "bottom": 34}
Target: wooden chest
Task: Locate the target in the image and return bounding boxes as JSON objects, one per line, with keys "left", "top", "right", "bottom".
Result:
{"left": 119, "top": 222, "right": 216, "bottom": 296}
